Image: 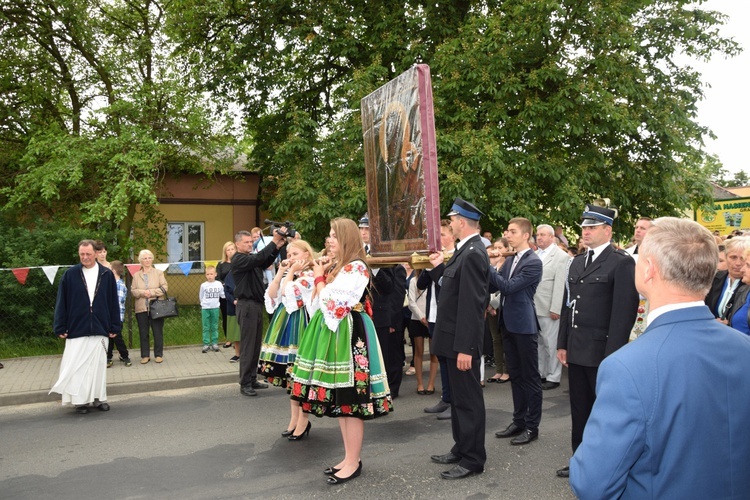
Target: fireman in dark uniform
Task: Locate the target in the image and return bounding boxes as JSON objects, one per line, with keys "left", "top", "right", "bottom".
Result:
{"left": 555, "top": 204, "right": 639, "bottom": 478}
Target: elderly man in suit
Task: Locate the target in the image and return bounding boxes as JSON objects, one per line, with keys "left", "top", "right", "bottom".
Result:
{"left": 490, "top": 217, "right": 544, "bottom": 445}
{"left": 570, "top": 217, "right": 750, "bottom": 498}
{"left": 428, "top": 198, "right": 490, "bottom": 480}
{"left": 555, "top": 204, "right": 639, "bottom": 478}
{"left": 533, "top": 224, "right": 569, "bottom": 390}
{"left": 704, "top": 235, "right": 750, "bottom": 321}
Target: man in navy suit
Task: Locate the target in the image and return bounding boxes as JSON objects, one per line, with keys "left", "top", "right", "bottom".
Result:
{"left": 571, "top": 217, "right": 750, "bottom": 499}
{"left": 489, "top": 217, "right": 543, "bottom": 445}
{"left": 428, "top": 198, "right": 490, "bottom": 479}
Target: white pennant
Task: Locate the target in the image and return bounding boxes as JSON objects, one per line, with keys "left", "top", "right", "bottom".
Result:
{"left": 42, "top": 265, "right": 60, "bottom": 285}
{"left": 154, "top": 263, "right": 170, "bottom": 272}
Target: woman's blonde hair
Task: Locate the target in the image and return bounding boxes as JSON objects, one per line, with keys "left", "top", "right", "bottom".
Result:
{"left": 287, "top": 239, "right": 316, "bottom": 271}
{"left": 221, "top": 241, "right": 236, "bottom": 263}
{"left": 327, "top": 218, "right": 369, "bottom": 281}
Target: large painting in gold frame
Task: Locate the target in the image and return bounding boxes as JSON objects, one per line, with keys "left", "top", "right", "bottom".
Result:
{"left": 361, "top": 64, "right": 441, "bottom": 257}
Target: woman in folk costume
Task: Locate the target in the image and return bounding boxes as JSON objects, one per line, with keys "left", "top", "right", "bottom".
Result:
{"left": 258, "top": 239, "right": 316, "bottom": 440}
{"left": 291, "top": 217, "right": 393, "bottom": 485}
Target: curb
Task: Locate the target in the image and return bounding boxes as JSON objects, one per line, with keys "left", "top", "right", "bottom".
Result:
{"left": 0, "top": 372, "right": 237, "bottom": 408}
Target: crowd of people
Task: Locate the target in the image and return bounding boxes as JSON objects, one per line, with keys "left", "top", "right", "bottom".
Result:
{"left": 45, "top": 201, "right": 750, "bottom": 493}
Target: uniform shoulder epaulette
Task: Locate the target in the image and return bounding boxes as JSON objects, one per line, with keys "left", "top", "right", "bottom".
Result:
{"left": 613, "top": 248, "right": 631, "bottom": 257}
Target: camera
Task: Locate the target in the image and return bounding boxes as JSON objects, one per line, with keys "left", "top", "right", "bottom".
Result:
{"left": 265, "top": 219, "right": 297, "bottom": 239}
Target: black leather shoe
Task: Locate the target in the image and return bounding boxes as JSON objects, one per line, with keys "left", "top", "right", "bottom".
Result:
{"left": 327, "top": 461, "right": 362, "bottom": 485}
{"left": 495, "top": 422, "right": 525, "bottom": 438}
{"left": 541, "top": 381, "right": 560, "bottom": 390}
{"left": 281, "top": 429, "right": 295, "bottom": 437}
{"left": 430, "top": 452, "right": 461, "bottom": 464}
{"left": 241, "top": 386, "right": 257, "bottom": 397}
{"left": 324, "top": 460, "right": 359, "bottom": 475}
{"left": 440, "top": 465, "right": 483, "bottom": 480}
{"left": 75, "top": 405, "right": 88, "bottom": 414}
{"left": 288, "top": 421, "right": 311, "bottom": 441}
{"left": 511, "top": 429, "right": 539, "bottom": 445}
{"left": 556, "top": 466, "right": 570, "bottom": 478}
{"left": 251, "top": 381, "right": 268, "bottom": 389}
{"left": 96, "top": 402, "right": 110, "bottom": 411}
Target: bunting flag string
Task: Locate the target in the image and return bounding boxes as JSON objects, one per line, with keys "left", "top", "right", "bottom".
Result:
{"left": 41, "top": 266, "right": 60, "bottom": 285}
{"left": 12, "top": 268, "right": 30, "bottom": 285}
{"left": 177, "top": 261, "right": 194, "bottom": 276}
{"left": 2, "top": 261, "right": 219, "bottom": 285}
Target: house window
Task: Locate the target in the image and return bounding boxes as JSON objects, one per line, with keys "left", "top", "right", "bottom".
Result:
{"left": 167, "top": 222, "right": 204, "bottom": 274}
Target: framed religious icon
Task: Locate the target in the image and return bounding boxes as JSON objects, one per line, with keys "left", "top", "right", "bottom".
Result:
{"left": 361, "top": 64, "right": 441, "bottom": 258}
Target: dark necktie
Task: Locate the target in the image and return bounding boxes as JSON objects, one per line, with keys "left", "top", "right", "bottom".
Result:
{"left": 365, "top": 245, "right": 370, "bottom": 256}
{"left": 585, "top": 249, "right": 594, "bottom": 269}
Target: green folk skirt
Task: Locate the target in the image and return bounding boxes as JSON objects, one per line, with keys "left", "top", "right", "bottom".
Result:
{"left": 290, "top": 309, "right": 393, "bottom": 420}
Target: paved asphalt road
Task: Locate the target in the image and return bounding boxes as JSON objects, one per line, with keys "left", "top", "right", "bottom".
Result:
{"left": 0, "top": 372, "right": 577, "bottom": 499}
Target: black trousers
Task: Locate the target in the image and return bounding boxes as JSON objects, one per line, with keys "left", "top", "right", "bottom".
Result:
{"left": 446, "top": 356, "right": 486, "bottom": 472}
{"left": 136, "top": 312, "right": 164, "bottom": 358}
{"left": 236, "top": 299, "right": 263, "bottom": 388}
{"left": 568, "top": 362, "right": 598, "bottom": 452}
{"left": 107, "top": 333, "right": 129, "bottom": 360}
{"left": 501, "top": 325, "right": 543, "bottom": 431}
{"left": 219, "top": 297, "right": 228, "bottom": 339}
{"left": 376, "top": 326, "right": 404, "bottom": 397}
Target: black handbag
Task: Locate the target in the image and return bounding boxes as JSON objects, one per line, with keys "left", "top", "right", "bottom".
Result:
{"left": 149, "top": 287, "right": 178, "bottom": 320}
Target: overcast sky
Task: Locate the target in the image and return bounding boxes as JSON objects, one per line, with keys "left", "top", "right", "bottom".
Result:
{"left": 690, "top": 0, "right": 749, "bottom": 175}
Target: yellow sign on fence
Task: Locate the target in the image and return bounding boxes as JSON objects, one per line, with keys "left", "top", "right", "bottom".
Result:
{"left": 695, "top": 197, "right": 750, "bottom": 234}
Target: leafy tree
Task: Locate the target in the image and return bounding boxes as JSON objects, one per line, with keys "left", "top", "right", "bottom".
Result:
{"left": 713, "top": 168, "right": 749, "bottom": 188}
{"left": 0, "top": 0, "right": 240, "bottom": 255}
{"left": 0, "top": 211, "right": 118, "bottom": 345}
{"left": 173, "top": 0, "right": 738, "bottom": 244}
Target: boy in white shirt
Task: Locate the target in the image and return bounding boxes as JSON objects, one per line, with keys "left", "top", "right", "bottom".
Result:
{"left": 199, "top": 266, "right": 225, "bottom": 352}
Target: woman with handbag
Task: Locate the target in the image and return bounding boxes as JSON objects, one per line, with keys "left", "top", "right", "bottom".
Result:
{"left": 131, "top": 249, "right": 169, "bottom": 364}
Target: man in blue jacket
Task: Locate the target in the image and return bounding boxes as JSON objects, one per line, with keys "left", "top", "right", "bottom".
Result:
{"left": 50, "top": 240, "right": 122, "bottom": 414}
{"left": 570, "top": 218, "right": 750, "bottom": 499}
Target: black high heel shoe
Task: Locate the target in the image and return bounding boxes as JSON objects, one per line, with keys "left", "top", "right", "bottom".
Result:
{"left": 281, "top": 428, "right": 295, "bottom": 437}
{"left": 288, "top": 421, "right": 311, "bottom": 441}
{"left": 324, "top": 459, "right": 361, "bottom": 475}
{"left": 326, "top": 461, "right": 362, "bottom": 485}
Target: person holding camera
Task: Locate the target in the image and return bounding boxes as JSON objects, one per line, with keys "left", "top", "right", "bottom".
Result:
{"left": 232, "top": 228, "right": 288, "bottom": 397}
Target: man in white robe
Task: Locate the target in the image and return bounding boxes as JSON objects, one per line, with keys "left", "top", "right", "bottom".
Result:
{"left": 50, "top": 240, "right": 121, "bottom": 414}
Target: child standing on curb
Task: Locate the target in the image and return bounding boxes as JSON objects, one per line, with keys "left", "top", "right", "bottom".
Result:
{"left": 199, "top": 266, "right": 225, "bottom": 353}
{"left": 108, "top": 260, "right": 132, "bottom": 367}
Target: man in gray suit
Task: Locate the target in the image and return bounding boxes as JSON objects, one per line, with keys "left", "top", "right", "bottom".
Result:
{"left": 533, "top": 224, "right": 569, "bottom": 390}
